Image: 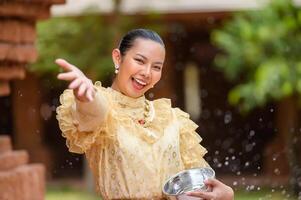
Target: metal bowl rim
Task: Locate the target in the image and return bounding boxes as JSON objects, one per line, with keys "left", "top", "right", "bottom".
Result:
{"left": 162, "top": 167, "right": 215, "bottom": 196}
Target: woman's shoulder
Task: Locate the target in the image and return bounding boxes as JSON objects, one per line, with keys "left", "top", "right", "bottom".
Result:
{"left": 152, "top": 98, "right": 171, "bottom": 108}
{"left": 151, "top": 98, "right": 190, "bottom": 118}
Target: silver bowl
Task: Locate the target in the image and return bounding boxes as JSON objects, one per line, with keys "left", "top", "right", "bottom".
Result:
{"left": 162, "top": 167, "right": 215, "bottom": 200}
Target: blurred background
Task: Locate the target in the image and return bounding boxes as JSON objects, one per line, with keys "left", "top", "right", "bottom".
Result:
{"left": 1, "top": 0, "right": 301, "bottom": 199}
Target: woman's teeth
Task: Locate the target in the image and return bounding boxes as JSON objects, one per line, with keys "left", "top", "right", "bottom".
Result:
{"left": 134, "top": 78, "right": 147, "bottom": 86}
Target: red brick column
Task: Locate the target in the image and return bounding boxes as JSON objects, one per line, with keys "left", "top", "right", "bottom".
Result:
{"left": 0, "top": 0, "right": 65, "bottom": 178}
{"left": 0, "top": 135, "right": 45, "bottom": 200}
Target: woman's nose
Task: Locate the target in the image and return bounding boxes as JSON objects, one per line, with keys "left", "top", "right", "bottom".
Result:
{"left": 142, "top": 65, "right": 151, "bottom": 78}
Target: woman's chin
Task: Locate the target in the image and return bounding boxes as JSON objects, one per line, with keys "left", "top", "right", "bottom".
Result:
{"left": 126, "top": 87, "right": 147, "bottom": 98}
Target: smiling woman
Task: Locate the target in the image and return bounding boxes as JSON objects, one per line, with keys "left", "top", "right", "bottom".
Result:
{"left": 111, "top": 32, "right": 165, "bottom": 98}
{"left": 55, "top": 28, "right": 234, "bottom": 200}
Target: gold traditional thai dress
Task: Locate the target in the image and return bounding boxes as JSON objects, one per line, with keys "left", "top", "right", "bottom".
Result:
{"left": 56, "top": 82, "right": 209, "bottom": 200}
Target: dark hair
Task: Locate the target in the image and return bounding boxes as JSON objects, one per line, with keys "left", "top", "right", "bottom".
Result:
{"left": 118, "top": 28, "right": 165, "bottom": 56}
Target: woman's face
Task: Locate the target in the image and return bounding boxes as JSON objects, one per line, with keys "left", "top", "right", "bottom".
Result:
{"left": 112, "top": 38, "right": 165, "bottom": 98}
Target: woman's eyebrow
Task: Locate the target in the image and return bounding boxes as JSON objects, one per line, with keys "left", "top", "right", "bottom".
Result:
{"left": 136, "top": 53, "right": 147, "bottom": 60}
{"left": 136, "top": 53, "right": 163, "bottom": 65}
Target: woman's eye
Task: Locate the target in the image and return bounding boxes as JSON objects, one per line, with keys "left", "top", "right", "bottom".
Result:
{"left": 153, "top": 66, "right": 162, "bottom": 71}
{"left": 135, "top": 58, "right": 144, "bottom": 64}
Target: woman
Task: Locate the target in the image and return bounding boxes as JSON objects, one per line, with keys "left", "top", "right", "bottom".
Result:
{"left": 56, "top": 29, "right": 234, "bottom": 200}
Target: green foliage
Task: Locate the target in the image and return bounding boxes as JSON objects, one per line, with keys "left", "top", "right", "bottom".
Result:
{"left": 212, "top": 0, "right": 301, "bottom": 112}
{"left": 30, "top": 13, "right": 165, "bottom": 87}
{"left": 31, "top": 15, "right": 117, "bottom": 84}
{"left": 46, "top": 186, "right": 99, "bottom": 200}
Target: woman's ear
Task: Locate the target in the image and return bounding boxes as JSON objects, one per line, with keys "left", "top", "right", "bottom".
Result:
{"left": 112, "top": 49, "right": 122, "bottom": 67}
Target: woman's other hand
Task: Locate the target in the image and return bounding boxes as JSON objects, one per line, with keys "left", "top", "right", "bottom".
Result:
{"left": 56, "top": 58, "right": 95, "bottom": 102}
{"left": 186, "top": 178, "right": 234, "bottom": 200}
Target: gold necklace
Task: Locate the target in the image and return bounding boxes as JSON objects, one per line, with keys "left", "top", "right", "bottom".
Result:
{"left": 138, "top": 99, "right": 151, "bottom": 127}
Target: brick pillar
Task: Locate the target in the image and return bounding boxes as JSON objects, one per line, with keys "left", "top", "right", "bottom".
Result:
{"left": 0, "top": 0, "right": 66, "bottom": 178}
{"left": 0, "top": 135, "right": 45, "bottom": 200}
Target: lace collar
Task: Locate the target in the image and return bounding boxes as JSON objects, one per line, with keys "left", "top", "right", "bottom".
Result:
{"left": 106, "top": 87, "right": 146, "bottom": 109}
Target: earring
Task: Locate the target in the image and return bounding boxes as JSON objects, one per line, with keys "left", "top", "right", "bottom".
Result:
{"left": 115, "top": 65, "right": 119, "bottom": 74}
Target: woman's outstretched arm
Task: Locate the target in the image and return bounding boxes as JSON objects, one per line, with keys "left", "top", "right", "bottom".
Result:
{"left": 56, "top": 58, "right": 108, "bottom": 132}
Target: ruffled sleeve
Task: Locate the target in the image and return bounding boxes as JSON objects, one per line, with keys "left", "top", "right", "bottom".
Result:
{"left": 175, "top": 108, "right": 210, "bottom": 169}
{"left": 56, "top": 82, "right": 109, "bottom": 154}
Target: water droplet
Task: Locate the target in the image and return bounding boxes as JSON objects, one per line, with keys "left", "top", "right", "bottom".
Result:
{"left": 249, "top": 185, "right": 255, "bottom": 190}
{"left": 245, "top": 144, "right": 253, "bottom": 152}
{"left": 214, "top": 109, "right": 223, "bottom": 116}
{"left": 224, "top": 112, "right": 232, "bottom": 124}
{"left": 274, "top": 168, "right": 281, "bottom": 175}
{"left": 40, "top": 103, "right": 53, "bottom": 120}
{"left": 228, "top": 148, "right": 235, "bottom": 154}
{"left": 148, "top": 93, "right": 154, "bottom": 99}
{"left": 249, "top": 130, "right": 255, "bottom": 137}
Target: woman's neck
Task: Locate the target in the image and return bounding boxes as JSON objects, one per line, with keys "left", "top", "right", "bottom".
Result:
{"left": 110, "top": 81, "right": 120, "bottom": 92}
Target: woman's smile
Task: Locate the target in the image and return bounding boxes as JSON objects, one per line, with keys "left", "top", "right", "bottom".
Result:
{"left": 131, "top": 77, "right": 148, "bottom": 91}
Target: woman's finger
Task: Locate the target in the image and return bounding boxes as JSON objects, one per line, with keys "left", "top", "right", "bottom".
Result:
{"left": 204, "top": 178, "right": 224, "bottom": 188}
{"left": 77, "top": 82, "right": 87, "bottom": 97}
{"left": 55, "top": 58, "right": 76, "bottom": 72}
{"left": 86, "top": 87, "right": 93, "bottom": 102}
{"left": 69, "top": 78, "right": 82, "bottom": 89}
{"left": 86, "top": 79, "right": 94, "bottom": 88}
{"left": 84, "top": 79, "right": 94, "bottom": 100}
{"left": 57, "top": 71, "right": 77, "bottom": 81}
{"left": 186, "top": 191, "right": 214, "bottom": 199}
